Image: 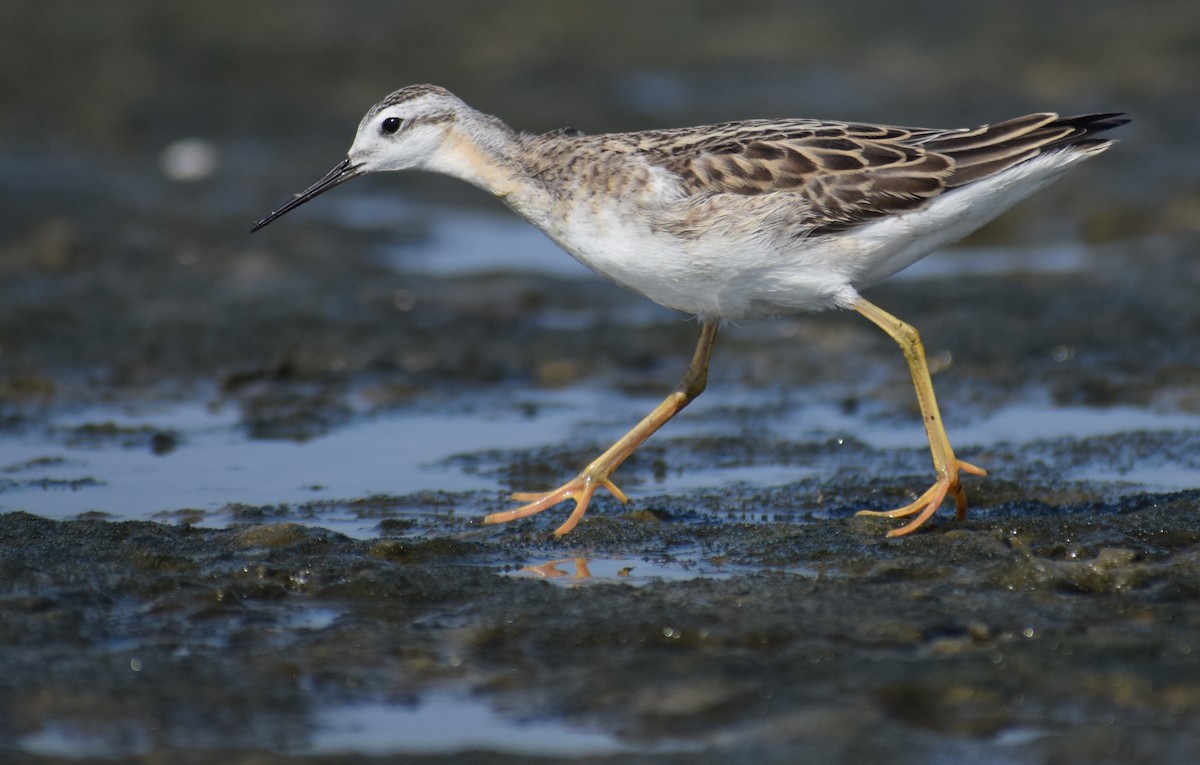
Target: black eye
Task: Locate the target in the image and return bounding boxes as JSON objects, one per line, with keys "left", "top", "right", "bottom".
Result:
{"left": 381, "top": 117, "right": 402, "bottom": 135}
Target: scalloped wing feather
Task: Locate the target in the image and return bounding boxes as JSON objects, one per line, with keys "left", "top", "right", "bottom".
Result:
{"left": 640, "top": 113, "right": 1127, "bottom": 234}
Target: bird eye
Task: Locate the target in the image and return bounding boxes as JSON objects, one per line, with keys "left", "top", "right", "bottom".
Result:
{"left": 381, "top": 117, "right": 402, "bottom": 135}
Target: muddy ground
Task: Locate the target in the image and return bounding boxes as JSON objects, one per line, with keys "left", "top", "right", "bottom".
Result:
{"left": 2, "top": 2, "right": 1200, "bottom": 763}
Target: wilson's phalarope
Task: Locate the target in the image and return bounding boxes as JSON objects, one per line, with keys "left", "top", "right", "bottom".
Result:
{"left": 253, "top": 84, "right": 1127, "bottom": 537}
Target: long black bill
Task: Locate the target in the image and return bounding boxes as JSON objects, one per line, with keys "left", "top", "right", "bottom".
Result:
{"left": 251, "top": 157, "right": 360, "bottom": 232}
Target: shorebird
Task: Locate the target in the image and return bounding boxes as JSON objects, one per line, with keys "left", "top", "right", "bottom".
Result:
{"left": 252, "top": 84, "right": 1126, "bottom": 537}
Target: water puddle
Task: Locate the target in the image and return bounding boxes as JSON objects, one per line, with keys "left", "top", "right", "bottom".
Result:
{"left": 307, "top": 693, "right": 689, "bottom": 757}
{"left": 17, "top": 692, "right": 691, "bottom": 758}
{"left": 893, "top": 241, "right": 1090, "bottom": 281}
{"left": 506, "top": 555, "right": 816, "bottom": 585}
{"left": 17, "top": 723, "right": 154, "bottom": 760}
{"left": 0, "top": 391, "right": 602, "bottom": 536}
{"left": 384, "top": 208, "right": 592, "bottom": 278}
{"left": 2, "top": 387, "right": 1197, "bottom": 535}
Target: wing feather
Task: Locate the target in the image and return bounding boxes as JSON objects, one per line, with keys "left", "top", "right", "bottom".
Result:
{"left": 637, "top": 113, "right": 1127, "bottom": 233}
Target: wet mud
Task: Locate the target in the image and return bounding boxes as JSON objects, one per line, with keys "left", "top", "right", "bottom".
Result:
{"left": 4, "top": 487, "right": 1200, "bottom": 764}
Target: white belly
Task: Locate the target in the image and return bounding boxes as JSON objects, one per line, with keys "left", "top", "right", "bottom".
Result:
{"left": 538, "top": 195, "right": 859, "bottom": 318}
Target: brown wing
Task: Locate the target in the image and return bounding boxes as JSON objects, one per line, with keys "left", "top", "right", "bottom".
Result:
{"left": 922, "top": 112, "right": 1129, "bottom": 188}
{"left": 644, "top": 113, "right": 1127, "bottom": 234}
{"left": 642, "top": 120, "right": 952, "bottom": 233}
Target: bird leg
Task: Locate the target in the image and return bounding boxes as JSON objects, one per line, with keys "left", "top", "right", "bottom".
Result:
{"left": 852, "top": 298, "right": 987, "bottom": 536}
{"left": 484, "top": 319, "right": 719, "bottom": 536}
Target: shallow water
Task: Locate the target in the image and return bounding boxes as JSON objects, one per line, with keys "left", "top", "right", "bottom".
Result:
{"left": 20, "top": 692, "right": 680, "bottom": 759}
{"left": 2, "top": 392, "right": 589, "bottom": 535}
{"left": 4, "top": 382, "right": 1198, "bottom": 538}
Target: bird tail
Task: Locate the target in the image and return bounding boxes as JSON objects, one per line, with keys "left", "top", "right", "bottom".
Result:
{"left": 921, "top": 112, "right": 1130, "bottom": 188}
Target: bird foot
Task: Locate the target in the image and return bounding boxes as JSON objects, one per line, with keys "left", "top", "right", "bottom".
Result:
{"left": 856, "top": 459, "right": 987, "bottom": 537}
{"left": 483, "top": 472, "right": 629, "bottom": 536}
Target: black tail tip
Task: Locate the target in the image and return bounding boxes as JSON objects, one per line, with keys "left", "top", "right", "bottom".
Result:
{"left": 1066, "top": 112, "right": 1131, "bottom": 134}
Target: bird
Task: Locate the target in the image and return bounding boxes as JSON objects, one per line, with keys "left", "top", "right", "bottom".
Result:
{"left": 252, "top": 84, "right": 1127, "bottom": 538}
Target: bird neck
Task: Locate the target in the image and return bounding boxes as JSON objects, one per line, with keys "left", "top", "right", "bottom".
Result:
{"left": 429, "top": 112, "right": 549, "bottom": 215}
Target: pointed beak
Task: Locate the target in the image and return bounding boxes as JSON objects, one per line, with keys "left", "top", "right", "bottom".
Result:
{"left": 251, "top": 157, "right": 361, "bottom": 232}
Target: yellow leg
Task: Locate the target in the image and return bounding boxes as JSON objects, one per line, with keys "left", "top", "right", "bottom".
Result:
{"left": 852, "top": 298, "right": 987, "bottom": 537}
{"left": 484, "top": 319, "right": 720, "bottom": 536}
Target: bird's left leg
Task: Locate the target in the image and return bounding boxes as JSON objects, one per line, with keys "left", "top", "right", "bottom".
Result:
{"left": 851, "top": 298, "right": 987, "bottom": 537}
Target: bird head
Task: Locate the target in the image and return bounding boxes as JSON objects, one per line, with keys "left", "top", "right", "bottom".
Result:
{"left": 251, "top": 85, "right": 466, "bottom": 231}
